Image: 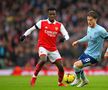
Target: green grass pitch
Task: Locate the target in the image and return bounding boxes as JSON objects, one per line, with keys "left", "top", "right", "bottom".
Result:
{"left": 0, "top": 75, "right": 108, "bottom": 90}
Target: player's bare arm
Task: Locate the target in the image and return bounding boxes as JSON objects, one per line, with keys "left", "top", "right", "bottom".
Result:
{"left": 72, "top": 40, "right": 79, "bottom": 46}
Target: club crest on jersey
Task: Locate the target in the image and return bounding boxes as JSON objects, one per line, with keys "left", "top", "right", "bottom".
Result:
{"left": 55, "top": 27, "right": 58, "bottom": 31}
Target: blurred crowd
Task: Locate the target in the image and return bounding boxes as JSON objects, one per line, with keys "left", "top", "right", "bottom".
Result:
{"left": 0, "top": 0, "right": 108, "bottom": 69}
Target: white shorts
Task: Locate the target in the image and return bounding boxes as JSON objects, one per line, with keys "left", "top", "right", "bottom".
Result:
{"left": 104, "top": 48, "right": 108, "bottom": 57}
{"left": 38, "top": 47, "right": 62, "bottom": 63}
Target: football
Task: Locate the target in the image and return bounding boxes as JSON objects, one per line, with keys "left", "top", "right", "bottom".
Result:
{"left": 63, "top": 73, "right": 75, "bottom": 84}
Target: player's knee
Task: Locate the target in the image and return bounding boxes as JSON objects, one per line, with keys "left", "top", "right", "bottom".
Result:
{"left": 73, "top": 62, "right": 79, "bottom": 68}
{"left": 73, "top": 63, "right": 78, "bottom": 70}
{"left": 40, "top": 55, "right": 47, "bottom": 62}
{"left": 74, "top": 61, "right": 83, "bottom": 68}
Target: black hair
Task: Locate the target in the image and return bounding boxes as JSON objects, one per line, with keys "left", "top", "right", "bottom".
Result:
{"left": 48, "top": 7, "right": 56, "bottom": 11}
{"left": 87, "top": 10, "right": 98, "bottom": 19}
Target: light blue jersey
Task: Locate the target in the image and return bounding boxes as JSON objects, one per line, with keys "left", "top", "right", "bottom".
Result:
{"left": 78, "top": 24, "right": 108, "bottom": 61}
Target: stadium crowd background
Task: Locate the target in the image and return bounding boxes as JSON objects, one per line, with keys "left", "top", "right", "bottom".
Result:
{"left": 0, "top": 0, "right": 108, "bottom": 69}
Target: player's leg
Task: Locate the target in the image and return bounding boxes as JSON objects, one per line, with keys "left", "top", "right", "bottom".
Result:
{"left": 31, "top": 57, "right": 47, "bottom": 86}
{"left": 70, "top": 60, "right": 83, "bottom": 86}
{"left": 33, "top": 55, "right": 47, "bottom": 76}
{"left": 73, "top": 53, "right": 97, "bottom": 87}
{"left": 48, "top": 50, "right": 66, "bottom": 86}
{"left": 80, "top": 69, "right": 87, "bottom": 81}
{"left": 70, "top": 53, "right": 91, "bottom": 86}
{"left": 30, "top": 47, "right": 48, "bottom": 86}
{"left": 54, "top": 60, "right": 67, "bottom": 86}
{"left": 77, "top": 69, "right": 89, "bottom": 87}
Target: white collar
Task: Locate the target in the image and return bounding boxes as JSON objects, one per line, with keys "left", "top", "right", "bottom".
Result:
{"left": 47, "top": 19, "right": 56, "bottom": 24}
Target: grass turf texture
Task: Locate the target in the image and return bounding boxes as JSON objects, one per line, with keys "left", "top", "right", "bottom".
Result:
{"left": 0, "top": 76, "right": 108, "bottom": 90}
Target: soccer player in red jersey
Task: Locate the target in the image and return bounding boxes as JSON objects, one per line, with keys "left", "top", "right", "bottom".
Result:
{"left": 20, "top": 7, "right": 69, "bottom": 87}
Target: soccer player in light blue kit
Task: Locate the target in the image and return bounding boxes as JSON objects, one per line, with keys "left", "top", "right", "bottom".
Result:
{"left": 70, "top": 11, "right": 108, "bottom": 87}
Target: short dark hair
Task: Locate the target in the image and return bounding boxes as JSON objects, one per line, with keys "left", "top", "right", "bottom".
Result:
{"left": 48, "top": 7, "right": 56, "bottom": 11}
{"left": 87, "top": 10, "right": 98, "bottom": 19}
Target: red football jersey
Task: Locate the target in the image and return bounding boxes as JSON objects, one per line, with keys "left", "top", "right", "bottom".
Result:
{"left": 37, "top": 20, "right": 61, "bottom": 51}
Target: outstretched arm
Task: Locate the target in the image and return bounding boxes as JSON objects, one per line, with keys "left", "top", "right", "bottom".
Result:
{"left": 20, "top": 26, "right": 36, "bottom": 42}
{"left": 20, "top": 20, "right": 41, "bottom": 42}
{"left": 78, "top": 35, "right": 88, "bottom": 43}
{"left": 24, "top": 26, "right": 36, "bottom": 36}
{"left": 72, "top": 35, "right": 88, "bottom": 46}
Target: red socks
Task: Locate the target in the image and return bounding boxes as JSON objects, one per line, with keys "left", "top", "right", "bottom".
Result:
{"left": 58, "top": 71, "right": 64, "bottom": 83}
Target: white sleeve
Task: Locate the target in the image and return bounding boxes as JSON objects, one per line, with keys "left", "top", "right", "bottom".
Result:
{"left": 106, "top": 48, "right": 108, "bottom": 52}
{"left": 24, "top": 26, "right": 36, "bottom": 36}
{"left": 60, "top": 24, "right": 69, "bottom": 40}
{"left": 24, "top": 20, "right": 42, "bottom": 36}
{"left": 36, "top": 20, "right": 42, "bottom": 29}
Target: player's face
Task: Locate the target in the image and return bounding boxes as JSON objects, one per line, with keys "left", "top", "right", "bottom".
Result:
{"left": 48, "top": 10, "right": 56, "bottom": 22}
{"left": 87, "top": 16, "right": 97, "bottom": 28}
